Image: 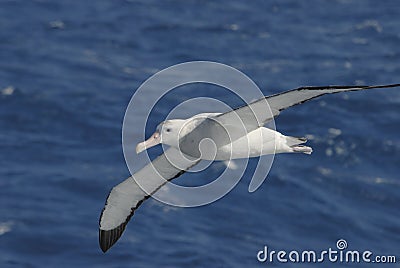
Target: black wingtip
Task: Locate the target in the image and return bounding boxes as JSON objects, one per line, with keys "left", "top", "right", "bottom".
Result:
{"left": 99, "top": 224, "right": 127, "bottom": 253}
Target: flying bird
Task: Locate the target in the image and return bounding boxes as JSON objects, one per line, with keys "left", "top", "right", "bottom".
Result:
{"left": 99, "top": 83, "right": 399, "bottom": 252}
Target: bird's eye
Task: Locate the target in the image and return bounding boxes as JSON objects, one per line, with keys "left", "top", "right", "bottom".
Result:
{"left": 166, "top": 128, "right": 171, "bottom": 133}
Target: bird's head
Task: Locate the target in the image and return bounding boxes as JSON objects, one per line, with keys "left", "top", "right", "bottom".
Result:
{"left": 135, "top": 119, "right": 186, "bottom": 154}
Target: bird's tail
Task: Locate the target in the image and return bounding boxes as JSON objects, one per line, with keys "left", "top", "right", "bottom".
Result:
{"left": 291, "top": 145, "right": 313, "bottom": 155}
{"left": 285, "top": 136, "right": 313, "bottom": 155}
{"left": 285, "top": 136, "right": 307, "bottom": 146}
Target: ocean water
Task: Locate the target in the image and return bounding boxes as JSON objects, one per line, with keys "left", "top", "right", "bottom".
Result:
{"left": 0, "top": 0, "right": 399, "bottom": 267}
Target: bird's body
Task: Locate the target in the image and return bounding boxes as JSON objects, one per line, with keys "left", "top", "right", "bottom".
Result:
{"left": 171, "top": 121, "right": 310, "bottom": 161}
{"left": 99, "top": 83, "right": 400, "bottom": 252}
{"left": 212, "top": 126, "right": 281, "bottom": 160}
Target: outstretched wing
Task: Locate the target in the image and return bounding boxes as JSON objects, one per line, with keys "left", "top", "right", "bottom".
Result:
{"left": 99, "top": 148, "right": 200, "bottom": 252}
{"left": 214, "top": 84, "right": 400, "bottom": 141}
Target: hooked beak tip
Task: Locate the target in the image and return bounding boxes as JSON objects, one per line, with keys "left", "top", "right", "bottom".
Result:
{"left": 136, "top": 131, "right": 161, "bottom": 154}
{"left": 136, "top": 143, "right": 145, "bottom": 154}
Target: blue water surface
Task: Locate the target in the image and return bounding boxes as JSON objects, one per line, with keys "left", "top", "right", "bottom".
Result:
{"left": 0, "top": 0, "right": 399, "bottom": 267}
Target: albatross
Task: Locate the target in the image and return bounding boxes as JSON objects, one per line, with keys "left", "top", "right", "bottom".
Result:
{"left": 99, "top": 83, "right": 399, "bottom": 252}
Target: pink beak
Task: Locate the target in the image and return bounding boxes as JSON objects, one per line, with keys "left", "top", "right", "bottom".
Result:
{"left": 136, "top": 131, "right": 161, "bottom": 154}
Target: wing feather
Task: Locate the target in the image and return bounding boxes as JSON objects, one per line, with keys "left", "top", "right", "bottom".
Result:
{"left": 99, "top": 148, "right": 199, "bottom": 252}
{"left": 214, "top": 84, "right": 400, "bottom": 139}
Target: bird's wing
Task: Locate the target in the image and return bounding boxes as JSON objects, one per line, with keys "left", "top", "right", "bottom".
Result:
{"left": 99, "top": 147, "right": 200, "bottom": 252}
{"left": 213, "top": 84, "right": 400, "bottom": 140}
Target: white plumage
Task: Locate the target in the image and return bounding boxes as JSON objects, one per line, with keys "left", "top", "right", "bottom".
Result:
{"left": 99, "top": 83, "right": 399, "bottom": 252}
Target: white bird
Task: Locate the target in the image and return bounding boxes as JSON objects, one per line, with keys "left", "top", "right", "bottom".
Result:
{"left": 99, "top": 83, "right": 399, "bottom": 252}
